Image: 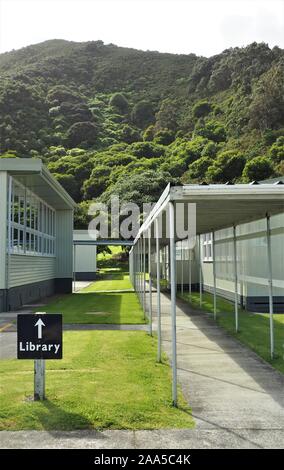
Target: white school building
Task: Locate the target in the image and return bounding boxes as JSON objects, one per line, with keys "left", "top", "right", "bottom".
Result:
{"left": 0, "top": 159, "right": 75, "bottom": 312}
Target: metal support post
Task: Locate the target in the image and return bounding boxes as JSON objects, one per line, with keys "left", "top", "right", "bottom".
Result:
{"left": 212, "top": 231, "right": 217, "bottom": 320}
{"left": 266, "top": 215, "right": 274, "bottom": 360}
{"left": 155, "top": 218, "right": 161, "bottom": 361}
{"left": 199, "top": 234, "right": 202, "bottom": 307}
{"left": 233, "top": 225, "right": 239, "bottom": 332}
{"left": 148, "top": 227, "right": 153, "bottom": 336}
{"left": 169, "top": 202, "right": 177, "bottom": 407}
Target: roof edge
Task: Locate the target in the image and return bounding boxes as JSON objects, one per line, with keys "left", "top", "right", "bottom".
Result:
{"left": 0, "top": 158, "right": 76, "bottom": 209}
{"left": 41, "top": 165, "right": 76, "bottom": 209}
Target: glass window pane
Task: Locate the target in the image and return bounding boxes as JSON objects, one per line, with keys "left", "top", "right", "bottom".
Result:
{"left": 13, "top": 228, "right": 18, "bottom": 249}
{"left": 20, "top": 197, "right": 25, "bottom": 225}
{"left": 8, "top": 177, "right": 56, "bottom": 256}
{"left": 208, "top": 244, "right": 212, "bottom": 259}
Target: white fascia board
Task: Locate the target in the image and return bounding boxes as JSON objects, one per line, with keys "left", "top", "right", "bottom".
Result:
{"left": 0, "top": 158, "right": 42, "bottom": 173}
{"left": 171, "top": 184, "right": 284, "bottom": 200}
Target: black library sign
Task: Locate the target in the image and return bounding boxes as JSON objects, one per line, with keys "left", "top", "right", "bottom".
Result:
{"left": 17, "top": 314, "right": 63, "bottom": 359}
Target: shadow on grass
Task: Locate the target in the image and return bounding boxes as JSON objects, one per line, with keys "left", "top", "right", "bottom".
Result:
{"left": 179, "top": 291, "right": 284, "bottom": 370}
{"left": 34, "top": 399, "right": 95, "bottom": 432}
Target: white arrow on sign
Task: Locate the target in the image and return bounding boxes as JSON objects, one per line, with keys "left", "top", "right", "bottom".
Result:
{"left": 35, "top": 318, "right": 45, "bottom": 339}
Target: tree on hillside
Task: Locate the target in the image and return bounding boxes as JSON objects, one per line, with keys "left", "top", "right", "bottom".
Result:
{"left": 206, "top": 150, "right": 246, "bottom": 182}
{"left": 192, "top": 100, "right": 212, "bottom": 118}
{"left": 131, "top": 100, "right": 155, "bottom": 128}
{"left": 129, "top": 141, "right": 166, "bottom": 158}
{"left": 195, "top": 120, "right": 226, "bottom": 143}
{"left": 269, "top": 136, "right": 284, "bottom": 164}
{"left": 82, "top": 165, "right": 112, "bottom": 199}
{"left": 109, "top": 93, "right": 129, "bottom": 114}
{"left": 249, "top": 64, "right": 284, "bottom": 131}
{"left": 242, "top": 156, "right": 274, "bottom": 182}
{"left": 0, "top": 81, "right": 50, "bottom": 155}
{"left": 154, "top": 128, "right": 175, "bottom": 145}
{"left": 53, "top": 173, "right": 81, "bottom": 201}
{"left": 155, "top": 99, "right": 179, "bottom": 131}
{"left": 208, "top": 63, "right": 232, "bottom": 92}
{"left": 118, "top": 124, "right": 141, "bottom": 144}
{"left": 100, "top": 169, "right": 175, "bottom": 208}
{"left": 143, "top": 125, "right": 155, "bottom": 141}
{"left": 74, "top": 200, "right": 93, "bottom": 229}
{"left": 201, "top": 140, "right": 218, "bottom": 157}
{"left": 182, "top": 156, "right": 213, "bottom": 183}
{"left": 67, "top": 121, "right": 98, "bottom": 147}
{"left": 46, "top": 85, "right": 83, "bottom": 105}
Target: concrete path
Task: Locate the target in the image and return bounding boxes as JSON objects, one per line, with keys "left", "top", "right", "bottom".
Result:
{"left": 73, "top": 281, "right": 93, "bottom": 292}
{"left": 149, "top": 292, "right": 284, "bottom": 448}
{"left": 1, "top": 428, "right": 284, "bottom": 449}
{"left": 0, "top": 332, "right": 16, "bottom": 359}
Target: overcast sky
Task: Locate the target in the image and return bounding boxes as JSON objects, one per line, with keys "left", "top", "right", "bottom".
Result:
{"left": 0, "top": 0, "right": 283, "bottom": 56}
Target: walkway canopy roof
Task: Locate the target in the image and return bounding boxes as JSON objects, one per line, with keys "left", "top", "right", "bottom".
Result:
{"left": 0, "top": 158, "right": 76, "bottom": 210}
{"left": 132, "top": 182, "right": 284, "bottom": 246}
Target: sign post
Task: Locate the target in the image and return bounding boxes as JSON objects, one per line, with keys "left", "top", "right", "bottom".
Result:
{"left": 17, "top": 312, "right": 62, "bottom": 401}
{"left": 34, "top": 358, "right": 45, "bottom": 401}
{"left": 34, "top": 312, "right": 46, "bottom": 401}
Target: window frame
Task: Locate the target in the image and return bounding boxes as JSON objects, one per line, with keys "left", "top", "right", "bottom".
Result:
{"left": 202, "top": 232, "right": 213, "bottom": 262}
{"left": 7, "top": 176, "right": 56, "bottom": 257}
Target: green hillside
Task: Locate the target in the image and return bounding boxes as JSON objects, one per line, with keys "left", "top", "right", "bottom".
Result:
{"left": 0, "top": 40, "right": 283, "bottom": 226}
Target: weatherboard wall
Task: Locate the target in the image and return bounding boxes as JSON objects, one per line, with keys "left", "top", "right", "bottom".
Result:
{"left": 0, "top": 172, "right": 8, "bottom": 291}
{"left": 8, "top": 255, "right": 56, "bottom": 288}
{"left": 200, "top": 213, "right": 284, "bottom": 312}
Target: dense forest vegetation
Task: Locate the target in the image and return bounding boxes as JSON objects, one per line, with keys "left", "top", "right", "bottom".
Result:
{"left": 0, "top": 39, "right": 283, "bottom": 226}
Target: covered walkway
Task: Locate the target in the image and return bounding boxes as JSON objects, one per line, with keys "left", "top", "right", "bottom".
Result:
{"left": 129, "top": 182, "right": 284, "bottom": 406}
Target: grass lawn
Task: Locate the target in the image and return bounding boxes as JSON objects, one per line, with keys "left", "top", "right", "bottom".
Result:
{"left": 179, "top": 291, "right": 284, "bottom": 375}
{"left": 37, "top": 267, "right": 145, "bottom": 324}
{"left": 37, "top": 291, "right": 145, "bottom": 324}
{"left": 0, "top": 331, "right": 194, "bottom": 431}
{"left": 83, "top": 268, "right": 133, "bottom": 292}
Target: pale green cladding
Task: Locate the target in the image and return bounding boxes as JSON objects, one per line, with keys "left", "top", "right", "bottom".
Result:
{"left": 56, "top": 210, "right": 74, "bottom": 279}
{"left": 9, "top": 256, "right": 56, "bottom": 288}
{"left": 0, "top": 172, "right": 8, "bottom": 290}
